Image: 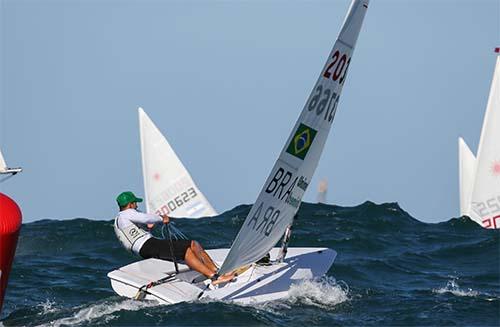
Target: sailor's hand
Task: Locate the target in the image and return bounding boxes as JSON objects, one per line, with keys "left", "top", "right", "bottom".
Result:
{"left": 161, "top": 215, "right": 170, "bottom": 224}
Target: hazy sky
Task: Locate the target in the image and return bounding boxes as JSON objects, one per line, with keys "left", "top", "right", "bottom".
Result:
{"left": 1, "top": 0, "right": 499, "bottom": 223}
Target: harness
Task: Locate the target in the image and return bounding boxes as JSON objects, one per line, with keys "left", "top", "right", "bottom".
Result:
{"left": 114, "top": 216, "right": 149, "bottom": 254}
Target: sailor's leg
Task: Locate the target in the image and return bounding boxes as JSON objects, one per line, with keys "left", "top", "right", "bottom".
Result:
{"left": 190, "top": 241, "right": 218, "bottom": 273}
{"left": 184, "top": 247, "right": 216, "bottom": 278}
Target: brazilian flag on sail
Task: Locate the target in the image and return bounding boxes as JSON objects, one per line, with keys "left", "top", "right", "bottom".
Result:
{"left": 286, "top": 123, "right": 317, "bottom": 160}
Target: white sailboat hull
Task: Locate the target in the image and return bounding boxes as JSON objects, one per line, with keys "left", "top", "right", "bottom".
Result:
{"left": 107, "top": 247, "right": 336, "bottom": 305}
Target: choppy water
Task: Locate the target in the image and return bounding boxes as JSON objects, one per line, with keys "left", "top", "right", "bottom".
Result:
{"left": 1, "top": 201, "right": 499, "bottom": 326}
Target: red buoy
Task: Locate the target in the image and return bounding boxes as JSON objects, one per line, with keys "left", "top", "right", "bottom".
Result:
{"left": 0, "top": 192, "right": 22, "bottom": 313}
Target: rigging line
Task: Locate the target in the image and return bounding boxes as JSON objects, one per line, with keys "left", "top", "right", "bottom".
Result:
{"left": 170, "top": 222, "right": 188, "bottom": 239}
{"left": 166, "top": 223, "right": 180, "bottom": 274}
{"left": 162, "top": 222, "right": 188, "bottom": 240}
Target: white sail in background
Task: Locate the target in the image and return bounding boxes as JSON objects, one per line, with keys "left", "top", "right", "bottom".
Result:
{"left": 0, "top": 149, "right": 7, "bottom": 172}
{"left": 219, "top": 0, "right": 369, "bottom": 275}
{"left": 458, "top": 137, "right": 476, "bottom": 217}
{"left": 139, "top": 108, "right": 217, "bottom": 218}
{"left": 317, "top": 179, "right": 328, "bottom": 203}
{"left": 0, "top": 147, "right": 22, "bottom": 175}
{"left": 468, "top": 51, "right": 500, "bottom": 229}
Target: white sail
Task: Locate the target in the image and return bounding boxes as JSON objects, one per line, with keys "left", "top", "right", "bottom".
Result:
{"left": 458, "top": 137, "right": 476, "bottom": 217}
{"left": 0, "top": 149, "right": 6, "bottom": 172}
{"left": 468, "top": 52, "right": 500, "bottom": 229}
{"left": 219, "top": 0, "right": 369, "bottom": 275}
{"left": 139, "top": 108, "right": 217, "bottom": 218}
{"left": 0, "top": 147, "right": 22, "bottom": 175}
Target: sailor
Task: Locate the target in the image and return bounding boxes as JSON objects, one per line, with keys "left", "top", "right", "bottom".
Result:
{"left": 114, "top": 191, "right": 234, "bottom": 285}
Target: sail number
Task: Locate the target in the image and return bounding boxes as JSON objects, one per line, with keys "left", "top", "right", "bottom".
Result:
{"left": 155, "top": 187, "right": 198, "bottom": 215}
{"left": 247, "top": 202, "right": 280, "bottom": 236}
{"left": 308, "top": 85, "right": 339, "bottom": 122}
{"left": 472, "top": 196, "right": 500, "bottom": 228}
{"left": 322, "top": 50, "right": 351, "bottom": 84}
{"left": 483, "top": 215, "right": 500, "bottom": 229}
{"left": 473, "top": 196, "right": 500, "bottom": 217}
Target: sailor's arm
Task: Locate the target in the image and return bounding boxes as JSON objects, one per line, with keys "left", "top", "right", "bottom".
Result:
{"left": 128, "top": 211, "right": 163, "bottom": 225}
{"left": 146, "top": 214, "right": 169, "bottom": 229}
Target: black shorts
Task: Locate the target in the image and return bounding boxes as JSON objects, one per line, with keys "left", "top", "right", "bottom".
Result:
{"left": 139, "top": 238, "right": 192, "bottom": 262}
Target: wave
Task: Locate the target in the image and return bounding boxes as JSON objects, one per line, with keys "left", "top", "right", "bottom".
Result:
{"left": 36, "top": 299, "right": 159, "bottom": 327}
{"left": 2, "top": 200, "right": 498, "bottom": 326}
{"left": 432, "top": 278, "right": 480, "bottom": 297}
{"left": 287, "top": 276, "right": 349, "bottom": 308}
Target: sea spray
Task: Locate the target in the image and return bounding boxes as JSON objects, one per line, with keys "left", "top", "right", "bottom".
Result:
{"left": 287, "top": 276, "right": 349, "bottom": 308}
{"left": 433, "top": 278, "right": 479, "bottom": 297}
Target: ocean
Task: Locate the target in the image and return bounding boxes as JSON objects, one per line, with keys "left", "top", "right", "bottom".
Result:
{"left": 1, "top": 201, "right": 499, "bottom": 326}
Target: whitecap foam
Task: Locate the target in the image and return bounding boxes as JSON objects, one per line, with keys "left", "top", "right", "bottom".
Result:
{"left": 201, "top": 276, "right": 349, "bottom": 313}
{"left": 433, "top": 278, "right": 479, "bottom": 297}
{"left": 37, "top": 298, "right": 159, "bottom": 327}
{"left": 37, "top": 299, "right": 59, "bottom": 315}
{"left": 286, "top": 276, "right": 349, "bottom": 308}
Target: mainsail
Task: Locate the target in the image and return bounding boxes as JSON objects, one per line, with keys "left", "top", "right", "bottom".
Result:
{"left": 0, "top": 148, "right": 22, "bottom": 175}
{"left": 458, "top": 137, "right": 476, "bottom": 217}
{"left": 0, "top": 149, "right": 7, "bottom": 172}
{"left": 139, "top": 108, "right": 217, "bottom": 218}
{"left": 219, "top": 0, "right": 369, "bottom": 275}
{"left": 468, "top": 50, "right": 500, "bottom": 229}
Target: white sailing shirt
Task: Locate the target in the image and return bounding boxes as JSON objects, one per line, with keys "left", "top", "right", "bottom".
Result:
{"left": 114, "top": 208, "right": 162, "bottom": 254}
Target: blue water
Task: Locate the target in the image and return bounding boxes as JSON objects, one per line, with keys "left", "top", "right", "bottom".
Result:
{"left": 1, "top": 201, "right": 499, "bottom": 326}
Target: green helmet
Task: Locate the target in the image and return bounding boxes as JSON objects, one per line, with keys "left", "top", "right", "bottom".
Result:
{"left": 116, "top": 191, "right": 143, "bottom": 207}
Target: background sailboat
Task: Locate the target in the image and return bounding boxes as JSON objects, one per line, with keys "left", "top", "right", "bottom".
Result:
{"left": 138, "top": 107, "right": 217, "bottom": 218}
{"left": 458, "top": 137, "right": 476, "bottom": 217}
{"left": 459, "top": 48, "right": 500, "bottom": 229}
{"left": 0, "top": 148, "right": 22, "bottom": 176}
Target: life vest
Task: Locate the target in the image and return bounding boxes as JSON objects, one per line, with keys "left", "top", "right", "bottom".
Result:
{"left": 114, "top": 216, "right": 149, "bottom": 254}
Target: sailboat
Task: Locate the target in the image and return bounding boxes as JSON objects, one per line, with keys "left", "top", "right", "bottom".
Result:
{"left": 108, "top": 0, "right": 369, "bottom": 304}
{"left": 458, "top": 137, "right": 476, "bottom": 217}
{"left": 138, "top": 107, "right": 217, "bottom": 218}
{"left": 0, "top": 148, "right": 22, "bottom": 175}
{"left": 458, "top": 48, "right": 500, "bottom": 229}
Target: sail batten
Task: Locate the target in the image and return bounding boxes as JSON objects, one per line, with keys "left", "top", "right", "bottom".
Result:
{"left": 138, "top": 108, "right": 217, "bottom": 218}
{"left": 219, "top": 0, "right": 370, "bottom": 275}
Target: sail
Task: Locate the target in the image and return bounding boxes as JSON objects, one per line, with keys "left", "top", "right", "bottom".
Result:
{"left": 458, "top": 137, "right": 476, "bottom": 217}
{"left": 0, "top": 148, "right": 22, "bottom": 175}
{"left": 219, "top": 0, "right": 370, "bottom": 275}
{"left": 0, "top": 149, "right": 6, "bottom": 172}
{"left": 469, "top": 52, "right": 500, "bottom": 229}
{"left": 138, "top": 108, "right": 217, "bottom": 218}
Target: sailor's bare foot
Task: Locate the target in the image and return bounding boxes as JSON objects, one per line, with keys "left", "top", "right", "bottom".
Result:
{"left": 211, "top": 273, "right": 235, "bottom": 285}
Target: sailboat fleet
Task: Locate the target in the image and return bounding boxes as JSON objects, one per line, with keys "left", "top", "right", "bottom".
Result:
{"left": 106, "top": 0, "right": 500, "bottom": 305}
{"left": 1, "top": 0, "right": 497, "bottom": 311}
{"left": 459, "top": 48, "right": 500, "bottom": 229}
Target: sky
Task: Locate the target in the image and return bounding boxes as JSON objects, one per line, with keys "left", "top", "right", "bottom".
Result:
{"left": 1, "top": 0, "right": 499, "bottom": 223}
